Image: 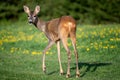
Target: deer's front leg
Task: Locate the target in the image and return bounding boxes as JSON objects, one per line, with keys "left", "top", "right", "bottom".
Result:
{"left": 56, "top": 41, "right": 63, "bottom": 75}
{"left": 42, "top": 41, "right": 54, "bottom": 73}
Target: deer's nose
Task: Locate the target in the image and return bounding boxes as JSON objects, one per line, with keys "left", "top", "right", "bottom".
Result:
{"left": 29, "top": 19, "right": 33, "bottom": 23}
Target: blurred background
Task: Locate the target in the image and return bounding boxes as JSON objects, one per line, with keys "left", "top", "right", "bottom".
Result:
{"left": 0, "top": 0, "right": 120, "bottom": 24}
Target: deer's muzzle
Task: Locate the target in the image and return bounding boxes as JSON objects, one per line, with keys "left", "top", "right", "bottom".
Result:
{"left": 29, "top": 19, "right": 33, "bottom": 24}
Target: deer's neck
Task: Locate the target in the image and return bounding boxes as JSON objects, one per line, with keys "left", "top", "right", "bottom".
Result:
{"left": 34, "top": 19, "right": 46, "bottom": 32}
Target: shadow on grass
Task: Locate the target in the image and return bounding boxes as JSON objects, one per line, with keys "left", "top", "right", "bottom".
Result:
{"left": 47, "top": 71, "right": 58, "bottom": 75}
{"left": 71, "top": 62, "right": 112, "bottom": 77}
{"left": 47, "top": 62, "right": 112, "bottom": 77}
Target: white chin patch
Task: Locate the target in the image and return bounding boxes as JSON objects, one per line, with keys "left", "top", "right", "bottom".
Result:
{"left": 29, "top": 23, "right": 32, "bottom": 25}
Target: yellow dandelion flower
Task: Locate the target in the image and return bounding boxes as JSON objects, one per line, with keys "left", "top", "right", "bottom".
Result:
{"left": 50, "top": 52, "right": 53, "bottom": 55}
{"left": 110, "top": 46, "right": 116, "bottom": 49}
{"left": 103, "top": 46, "right": 108, "bottom": 49}
{"left": 0, "top": 40, "right": 3, "bottom": 46}
{"left": 38, "top": 52, "right": 42, "bottom": 54}
{"left": 90, "top": 43, "right": 93, "bottom": 45}
{"left": 26, "top": 35, "right": 34, "bottom": 41}
{"left": 32, "top": 51, "right": 37, "bottom": 55}
{"left": 1, "top": 47, "right": 4, "bottom": 50}
{"left": 110, "top": 38, "right": 114, "bottom": 41}
{"left": 116, "top": 38, "right": 120, "bottom": 41}
{"left": 32, "top": 51, "right": 42, "bottom": 55}
{"left": 86, "top": 48, "right": 90, "bottom": 51}
{"left": 104, "top": 41, "right": 108, "bottom": 43}
{"left": 115, "top": 33, "right": 118, "bottom": 36}
{"left": 78, "top": 28, "right": 82, "bottom": 31}
{"left": 23, "top": 50, "right": 29, "bottom": 54}
{"left": 77, "top": 35, "right": 82, "bottom": 38}
{"left": 101, "top": 35, "right": 105, "bottom": 38}
{"left": 100, "top": 42, "right": 102, "bottom": 44}
{"left": 4, "top": 39, "right": 9, "bottom": 42}
{"left": 46, "top": 51, "right": 49, "bottom": 54}
{"left": 68, "top": 43, "right": 71, "bottom": 46}
{"left": 10, "top": 49, "right": 14, "bottom": 53}
{"left": 95, "top": 47, "right": 98, "bottom": 50}
{"left": 77, "top": 46, "right": 80, "bottom": 49}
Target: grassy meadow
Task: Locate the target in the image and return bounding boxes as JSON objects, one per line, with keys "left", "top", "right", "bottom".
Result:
{"left": 0, "top": 21, "right": 120, "bottom": 80}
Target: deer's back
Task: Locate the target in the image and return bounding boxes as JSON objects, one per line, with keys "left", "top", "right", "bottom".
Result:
{"left": 45, "top": 16, "right": 76, "bottom": 41}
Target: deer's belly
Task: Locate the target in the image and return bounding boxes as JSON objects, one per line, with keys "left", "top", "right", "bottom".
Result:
{"left": 45, "top": 31, "right": 60, "bottom": 42}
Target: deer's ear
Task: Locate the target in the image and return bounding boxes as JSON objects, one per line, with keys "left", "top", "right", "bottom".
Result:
{"left": 34, "top": 5, "right": 40, "bottom": 14}
{"left": 23, "top": 5, "right": 30, "bottom": 14}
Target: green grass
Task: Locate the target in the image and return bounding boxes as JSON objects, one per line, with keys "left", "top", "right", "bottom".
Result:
{"left": 0, "top": 22, "right": 120, "bottom": 80}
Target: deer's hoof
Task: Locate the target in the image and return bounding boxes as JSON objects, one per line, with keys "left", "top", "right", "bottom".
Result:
{"left": 66, "top": 74, "right": 70, "bottom": 78}
{"left": 43, "top": 67, "right": 46, "bottom": 73}
{"left": 60, "top": 70, "right": 64, "bottom": 75}
{"left": 60, "top": 72, "right": 64, "bottom": 75}
{"left": 76, "top": 73, "right": 80, "bottom": 78}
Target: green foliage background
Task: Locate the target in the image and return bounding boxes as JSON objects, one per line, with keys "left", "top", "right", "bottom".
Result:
{"left": 0, "top": 0, "right": 120, "bottom": 24}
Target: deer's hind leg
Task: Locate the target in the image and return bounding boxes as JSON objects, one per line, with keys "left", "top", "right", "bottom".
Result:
{"left": 70, "top": 31, "right": 80, "bottom": 78}
{"left": 59, "top": 30, "right": 71, "bottom": 78}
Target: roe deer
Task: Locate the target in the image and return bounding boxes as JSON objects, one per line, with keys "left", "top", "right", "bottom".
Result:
{"left": 23, "top": 5, "right": 80, "bottom": 78}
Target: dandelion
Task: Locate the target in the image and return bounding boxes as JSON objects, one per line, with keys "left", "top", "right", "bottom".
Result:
{"left": 103, "top": 46, "right": 108, "bottom": 49}
{"left": 104, "top": 41, "right": 109, "bottom": 43}
{"left": 86, "top": 48, "right": 90, "bottom": 51}
{"left": 1, "top": 47, "right": 4, "bottom": 50}
{"left": 77, "top": 35, "right": 82, "bottom": 38}
{"left": 116, "top": 38, "right": 120, "bottom": 41}
{"left": 10, "top": 49, "right": 14, "bottom": 53}
{"left": 0, "top": 40, "right": 3, "bottom": 46}
{"left": 95, "top": 47, "right": 98, "bottom": 50}
{"left": 49, "top": 52, "right": 53, "bottom": 55}
{"left": 32, "top": 51, "right": 37, "bottom": 55}
{"left": 10, "top": 47, "right": 18, "bottom": 53}
{"left": 2, "top": 35, "right": 17, "bottom": 43}
{"left": 39, "top": 52, "right": 42, "bottom": 54}
{"left": 92, "top": 31, "right": 97, "bottom": 36}
{"left": 110, "top": 38, "right": 114, "bottom": 41}
{"left": 68, "top": 43, "right": 71, "bottom": 46}
{"left": 101, "top": 35, "right": 105, "bottom": 38}
{"left": 78, "top": 28, "right": 82, "bottom": 31}
{"left": 32, "top": 51, "right": 42, "bottom": 55}
{"left": 110, "top": 45, "right": 116, "bottom": 49}
{"left": 26, "top": 35, "right": 34, "bottom": 41}
{"left": 90, "top": 43, "right": 93, "bottom": 45}
{"left": 46, "top": 51, "right": 49, "bottom": 54}
{"left": 23, "top": 50, "right": 29, "bottom": 54}
{"left": 115, "top": 33, "right": 118, "bottom": 36}
{"left": 77, "top": 46, "right": 80, "bottom": 49}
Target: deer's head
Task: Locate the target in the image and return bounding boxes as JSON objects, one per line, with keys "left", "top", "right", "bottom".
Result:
{"left": 23, "top": 5, "right": 40, "bottom": 24}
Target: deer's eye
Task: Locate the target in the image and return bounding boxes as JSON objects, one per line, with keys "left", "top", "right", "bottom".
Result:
{"left": 33, "top": 16, "right": 36, "bottom": 18}
{"left": 27, "top": 15, "right": 30, "bottom": 17}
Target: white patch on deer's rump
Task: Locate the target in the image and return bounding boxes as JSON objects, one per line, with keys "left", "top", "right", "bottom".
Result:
{"left": 68, "top": 22, "right": 73, "bottom": 26}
